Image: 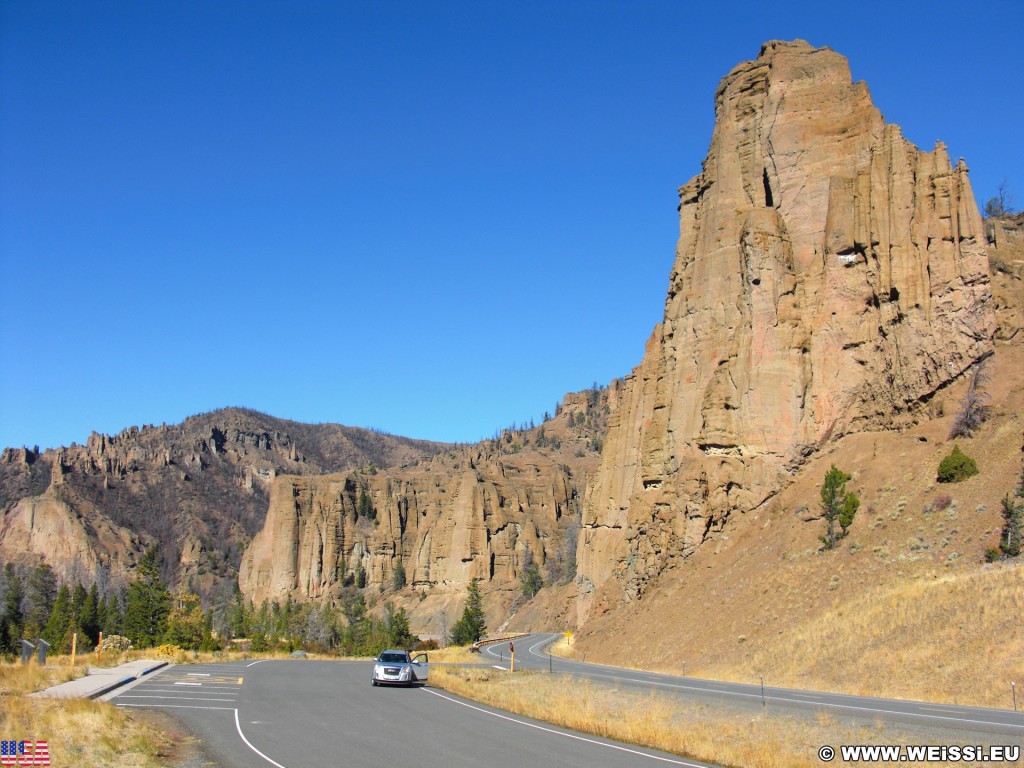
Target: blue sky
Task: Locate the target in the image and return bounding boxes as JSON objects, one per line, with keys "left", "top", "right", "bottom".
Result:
{"left": 2, "top": 1, "right": 1022, "bottom": 451}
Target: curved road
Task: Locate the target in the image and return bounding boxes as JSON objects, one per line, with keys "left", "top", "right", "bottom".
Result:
{"left": 483, "top": 633, "right": 1024, "bottom": 736}
{"left": 109, "top": 633, "right": 1024, "bottom": 766}
{"left": 109, "top": 653, "right": 712, "bottom": 768}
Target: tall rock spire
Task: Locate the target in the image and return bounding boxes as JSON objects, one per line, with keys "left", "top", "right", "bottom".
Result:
{"left": 577, "top": 40, "right": 994, "bottom": 621}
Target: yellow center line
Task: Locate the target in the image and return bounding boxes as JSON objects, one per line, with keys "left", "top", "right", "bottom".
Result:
{"left": 238, "top": 677, "right": 244, "bottom": 685}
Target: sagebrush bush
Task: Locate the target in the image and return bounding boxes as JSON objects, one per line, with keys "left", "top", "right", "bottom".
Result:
{"left": 937, "top": 445, "right": 979, "bottom": 483}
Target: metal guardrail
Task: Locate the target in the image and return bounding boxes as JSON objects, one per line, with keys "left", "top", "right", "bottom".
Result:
{"left": 470, "top": 633, "right": 530, "bottom": 652}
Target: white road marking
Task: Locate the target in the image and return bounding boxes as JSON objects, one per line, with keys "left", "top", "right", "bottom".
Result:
{"left": 422, "top": 687, "right": 706, "bottom": 766}
{"left": 116, "top": 695, "right": 237, "bottom": 702}
{"left": 117, "top": 704, "right": 235, "bottom": 710}
{"left": 187, "top": 673, "right": 211, "bottom": 676}
{"left": 175, "top": 682, "right": 203, "bottom": 686}
{"left": 247, "top": 660, "right": 268, "bottom": 667}
{"left": 235, "top": 708, "right": 288, "bottom": 768}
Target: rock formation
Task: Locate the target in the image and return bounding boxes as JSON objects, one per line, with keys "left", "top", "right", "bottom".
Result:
{"left": 0, "top": 409, "right": 447, "bottom": 592}
{"left": 577, "top": 40, "right": 995, "bottom": 621}
{"left": 237, "top": 390, "right": 609, "bottom": 630}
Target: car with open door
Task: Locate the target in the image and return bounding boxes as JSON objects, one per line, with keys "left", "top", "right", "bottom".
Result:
{"left": 371, "top": 649, "right": 429, "bottom": 687}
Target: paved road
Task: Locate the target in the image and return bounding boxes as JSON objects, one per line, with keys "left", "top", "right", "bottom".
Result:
{"left": 109, "top": 658, "right": 714, "bottom": 768}
{"left": 484, "top": 633, "right": 1024, "bottom": 737}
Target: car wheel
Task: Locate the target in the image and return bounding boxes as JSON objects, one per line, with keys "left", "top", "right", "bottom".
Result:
{"left": 372, "top": 679, "right": 378, "bottom": 686}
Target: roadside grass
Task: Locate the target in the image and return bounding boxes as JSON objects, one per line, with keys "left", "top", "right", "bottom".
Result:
{"left": 549, "top": 565, "right": 1023, "bottom": 710}
{"left": 0, "top": 658, "right": 169, "bottom": 768}
{"left": 696, "top": 563, "right": 1024, "bottom": 708}
{"left": 429, "top": 665, "right": 908, "bottom": 768}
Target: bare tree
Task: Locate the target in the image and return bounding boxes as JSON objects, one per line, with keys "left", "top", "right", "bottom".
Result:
{"left": 949, "top": 356, "right": 992, "bottom": 439}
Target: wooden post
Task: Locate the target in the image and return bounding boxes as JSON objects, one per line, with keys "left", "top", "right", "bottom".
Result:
{"left": 510, "top": 642, "right": 515, "bottom": 673}
{"left": 97, "top": 631, "right": 103, "bottom": 661}
{"left": 70, "top": 632, "right": 77, "bottom": 668}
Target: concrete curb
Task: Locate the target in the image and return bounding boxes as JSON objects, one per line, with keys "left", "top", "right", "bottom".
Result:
{"left": 32, "top": 660, "right": 170, "bottom": 700}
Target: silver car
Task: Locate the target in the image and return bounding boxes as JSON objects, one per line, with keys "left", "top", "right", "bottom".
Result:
{"left": 371, "top": 650, "right": 429, "bottom": 687}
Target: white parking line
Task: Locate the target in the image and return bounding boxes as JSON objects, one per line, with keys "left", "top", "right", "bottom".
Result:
{"left": 117, "top": 704, "right": 235, "bottom": 710}
{"left": 116, "top": 695, "right": 237, "bottom": 702}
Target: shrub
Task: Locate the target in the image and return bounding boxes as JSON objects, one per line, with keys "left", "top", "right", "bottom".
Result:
{"left": 154, "top": 643, "right": 183, "bottom": 660}
{"left": 937, "top": 445, "right": 979, "bottom": 484}
{"left": 99, "top": 634, "right": 132, "bottom": 652}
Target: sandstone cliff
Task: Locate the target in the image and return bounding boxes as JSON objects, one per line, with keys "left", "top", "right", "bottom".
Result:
{"left": 237, "top": 389, "right": 609, "bottom": 632}
{"left": 577, "top": 40, "right": 995, "bottom": 622}
{"left": 0, "top": 408, "right": 446, "bottom": 595}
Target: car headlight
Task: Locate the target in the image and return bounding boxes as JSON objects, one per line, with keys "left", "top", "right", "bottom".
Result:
{"left": 374, "top": 665, "right": 384, "bottom": 677}
{"left": 400, "top": 667, "right": 411, "bottom": 679}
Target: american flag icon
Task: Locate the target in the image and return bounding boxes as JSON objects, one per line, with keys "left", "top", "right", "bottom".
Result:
{"left": 0, "top": 740, "right": 49, "bottom": 766}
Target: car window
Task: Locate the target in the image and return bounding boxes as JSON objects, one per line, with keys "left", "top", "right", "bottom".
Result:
{"left": 379, "top": 652, "right": 407, "bottom": 663}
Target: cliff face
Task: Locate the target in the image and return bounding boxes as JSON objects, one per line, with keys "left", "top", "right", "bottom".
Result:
{"left": 577, "top": 41, "right": 995, "bottom": 621}
{"left": 0, "top": 408, "right": 447, "bottom": 594}
{"left": 237, "top": 390, "right": 609, "bottom": 630}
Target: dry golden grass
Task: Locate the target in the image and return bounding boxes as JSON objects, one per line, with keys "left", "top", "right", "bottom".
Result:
{"left": 698, "top": 563, "right": 1024, "bottom": 708}
{"left": 430, "top": 665, "right": 927, "bottom": 768}
{"left": 0, "top": 658, "right": 169, "bottom": 768}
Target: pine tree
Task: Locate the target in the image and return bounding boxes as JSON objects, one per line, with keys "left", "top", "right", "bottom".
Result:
{"left": 24, "top": 563, "right": 57, "bottom": 632}
{"left": 80, "top": 584, "right": 100, "bottom": 644}
{"left": 820, "top": 465, "right": 859, "bottom": 550}
{"left": 519, "top": 549, "right": 543, "bottom": 599}
{"left": 385, "top": 604, "right": 416, "bottom": 649}
{"left": 392, "top": 559, "right": 406, "bottom": 590}
{"left": 102, "top": 592, "right": 124, "bottom": 636}
{"left": 228, "top": 588, "right": 249, "bottom": 638}
{"left": 355, "top": 562, "right": 366, "bottom": 589}
{"left": 357, "top": 488, "right": 375, "bottom": 520}
{"left": 999, "top": 494, "right": 1023, "bottom": 557}
{"left": 42, "top": 584, "right": 73, "bottom": 647}
{"left": 124, "top": 547, "right": 171, "bottom": 648}
{"left": 449, "top": 578, "right": 487, "bottom": 645}
{"left": 2, "top": 563, "right": 24, "bottom": 639}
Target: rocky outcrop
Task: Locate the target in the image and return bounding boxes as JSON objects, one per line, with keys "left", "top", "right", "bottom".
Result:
{"left": 987, "top": 212, "right": 1024, "bottom": 340}
{"left": 237, "top": 401, "right": 606, "bottom": 620}
{"left": 578, "top": 41, "right": 995, "bottom": 622}
{"left": 0, "top": 408, "right": 447, "bottom": 595}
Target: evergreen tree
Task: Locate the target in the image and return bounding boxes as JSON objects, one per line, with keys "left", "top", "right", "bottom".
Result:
{"left": 820, "top": 465, "right": 859, "bottom": 550}
{"left": 999, "top": 494, "right": 1023, "bottom": 557}
{"left": 2, "top": 563, "right": 24, "bottom": 640}
{"left": 42, "top": 584, "right": 73, "bottom": 647}
{"left": 357, "top": 488, "right": 376, "bottom": 520}
{"left": 123, "top": 547, "right": 171, "bottom": 648}
{"left": 355, "top": 561, "right": 367, "bottom": 589}
{"left": 0, "top": 619, "right": 11, "bottom": 654}
{"left": 80, "top": 584, "right": 100, "bottom": 644}
{"left": 392, "top": 559, "right": 406, "bottom": 590}
{"left": 385, "top": 604, "right": 416, "bottom": 649}
{"left": 24, "top": 563, "right": 57, "bottom": 632}
{"left": 449, "top": 578, "right": 486, "bottom": 645}
{"left": 102, "top": 591, "right": 124, "bottom": 636}
{"left": 519, "top": 549, "right": 543, "bottom": 599}
{"left": 228, "top": 588, "right": 249, "bottom": 638}
{"left": 937, "top": 445, "right": 979, "bottom": 483}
